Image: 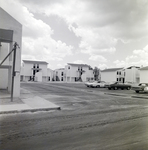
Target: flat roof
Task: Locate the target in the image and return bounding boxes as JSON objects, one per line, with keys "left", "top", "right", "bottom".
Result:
{"left": 67, "top": 63, "right": 90, "bottom": 67}
{"left": 23, "top": 60, "right": 48, "bottom": 64}
{"left": 101, "top": 68, "right": 123, "bottom": 72}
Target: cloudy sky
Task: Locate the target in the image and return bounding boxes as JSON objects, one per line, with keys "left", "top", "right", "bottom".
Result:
{"left": 1, "top": 0, "right": 148, "bottom": 70}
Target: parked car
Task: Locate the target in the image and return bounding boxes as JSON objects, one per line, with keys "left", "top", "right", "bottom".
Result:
{"left": 84, "top": 80, "right": 95, "bottom": 87}
{"left": 107, "top": 81, "right": 131, "bottom": 90}
{"left": 132, "top": 83, "right": 148, "bottom": 93}
{"left": 91, "top": 81, "right": 106, "bottom": 88}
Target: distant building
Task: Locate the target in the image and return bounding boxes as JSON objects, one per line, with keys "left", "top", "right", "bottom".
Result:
{"left": 101, "top": 68, "right": 123, "bottom": 82}
{"left": 65, "top": 63, "right": 94, "bottom": 82}
{"left": 124, "top": 66, "right": 140, "bottom": 83}
{"left": 139, "top": 66, "right": 148, "bottom": 83}
{"left": 101, "top": 66, "right": 140, "bottom": 83}
{"left": 53, "top": 68, "right": 65, "bottom": 81}
{"left": 0, "top": 7, "right": 22, "bottom": 97}
{"left": 21, "top": 60, "right": 48, "bottom": 82}
{"left": 47, "top": 68, "right": 54, "bottom": 81}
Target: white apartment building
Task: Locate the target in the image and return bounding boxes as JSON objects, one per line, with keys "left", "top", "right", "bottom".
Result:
{"left": 0, "top": 7, "right": 22, "bottom": 97}
{"left": 65, "top": 63, "right": 94, "bottom": 82}
{"left": 101, "top": 68, "right": 123, "bottom": 82}
{"left": 47, "top": 68, "right": 54, "bottom": 81}
{"left": 21, "top": 60, "right": 48, "bottom": 82}
{"left": 124, "top": 66, "right": 140, "bottom": 83}
{"left": 101, "top": 66, "right": 140, "bottom": 83}
{"left": 139, "top": 66, "right": 148, "bottom": 83}
{"left": 53, "top": 68, "right": 65, "bottom": 81}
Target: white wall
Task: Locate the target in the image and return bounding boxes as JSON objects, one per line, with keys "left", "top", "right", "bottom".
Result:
{"left": 140, "top": 70, "right": 148, "bottom": 83}
{"left": 101, "top": 71, "right": 116, "bottom": 82}
{"left": 0, "top": 8, "right": 22, "bottom": 97}
{"left": 22, "top": 62, "right": 48, "bottom": 82}
{"left": 125, "top": 67, "right": 140, "bottom": 83}
{"left": 65, "top": 64, "right": 94, "bottom": 82}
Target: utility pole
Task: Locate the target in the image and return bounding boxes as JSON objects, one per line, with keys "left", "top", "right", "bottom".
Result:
{"left": 11, "top": 42, "right": 19, "bottom": 102}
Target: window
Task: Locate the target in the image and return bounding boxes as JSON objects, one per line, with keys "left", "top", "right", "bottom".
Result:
{"left": 61, "top": 77, "right": 63, "bottom": 81}
{"left": 117, "top": 72, "right": 118, "bottom": 75}
{"left": 117, "top": 78, "right": 118, "bottom": 81}
{"left": 61, "top": 72, "right": 63, "bottom": 76}
{"left": 68, "top": 66, "right": 70, "bottom": 69}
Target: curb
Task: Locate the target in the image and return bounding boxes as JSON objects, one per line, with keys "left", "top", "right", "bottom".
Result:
{"left": 131, "top": 96, "right": 148, "bottom": 99}
{"left": 104, "top": 92, "right": 148, "bottom": 99}
{"left": 0, "top": 107, "right": 61, "bottom": 115}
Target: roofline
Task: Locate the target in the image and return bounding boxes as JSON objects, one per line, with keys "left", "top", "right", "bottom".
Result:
{"left": 23, "top": 60, "right": 48, "bottom": 64}
{"left": 101, "top": 67, "right": 123, "bottom": 72}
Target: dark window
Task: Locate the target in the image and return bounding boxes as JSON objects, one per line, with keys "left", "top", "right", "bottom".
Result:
{"left": 61, "top": 72, "right": 63, "bottom": 76}
{"left": 117, "top": 78, "right": 118, "bottom": 81}
{"left": 117, "top": 72, "right": 118, "bottom": 75}
{"left": 68, "top": 66, "right": 70, "bottom": 69}
{"left": 61, "top": 77, "right": 63, "bottom": 81}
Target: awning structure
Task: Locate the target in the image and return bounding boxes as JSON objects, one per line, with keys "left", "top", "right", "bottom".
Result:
{"left": 0, "top": 29, "right": 13, "bottom": 43}
{"left": 0, "top": 65, "right": 11, "bottom": 69}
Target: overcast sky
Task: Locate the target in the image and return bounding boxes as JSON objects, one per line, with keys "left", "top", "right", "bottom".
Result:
{"left": 1, "top": 0, "right": 148, "bottom": 70}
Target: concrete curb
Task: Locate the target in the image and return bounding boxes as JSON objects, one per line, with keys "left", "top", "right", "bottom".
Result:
{"left": 0, "top": 107, "right": 61, "bottom": 115}
{"left": 104, "top": 92, "right": 148, "bottom": 99}
{"left": 131, "top": 96, "right": 148, "bottom": 99}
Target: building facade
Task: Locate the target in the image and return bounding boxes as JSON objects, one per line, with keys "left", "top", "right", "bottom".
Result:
{"left": 21, "top": 60, "right": 48, "bottom": 82}
{"left": 65, "top": 63, "right": 94, "bottom": 82}
{"left": 47, "top": 68, "right": 54, "bottom": 81}
{"left": 124, "top": 66, "right": 140, "bottom": 83}
{"left": 53, "top": 68, "right": 65, "bottom": 81}
{"left": 139, "top": 66, "right": 148, "bottom": 83}
{"left": 0, "top": 7, "right": 22, "bottom": 97}
{"left": 101, "top": 66, "right": 140, "bottom": 83}
{"left": 101, "top": 68, "right": 123, "bottom": 82}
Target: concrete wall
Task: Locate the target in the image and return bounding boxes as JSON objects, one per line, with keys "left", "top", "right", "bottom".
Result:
{"left": 140, "top": 70, "right": 148, "bottom": 83}
{"left": 101, "top": 71, "right": 117, "bottom": 82}
{"left": 21, "top": 62, "right": 48, "bottom": 82}
{"left": 125, "top": 67, "right": 140, "bottom": 83}
{"left": 65, "top": 64, "right": 94, "bottom": 82}
{"left": 0, "top": 8, "right": 22, "bottom": 97}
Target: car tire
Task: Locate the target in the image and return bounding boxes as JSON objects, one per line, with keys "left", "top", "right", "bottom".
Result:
{"left": 114, "top": 87, "right": 118, "bottom": 90}
{"left": 97, "top": 85, "right": 100, "bottom": 88}
{"left": 108, "top": 87, "right": 111, "bottom": 90}
{"left": 135, "top": 91, "right": 139, "bottom": 93}
{"left": 127, "top": 87, "right": 130, "bottom": 90}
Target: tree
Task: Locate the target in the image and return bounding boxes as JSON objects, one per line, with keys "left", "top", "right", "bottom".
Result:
{"left": 93, "top": 67, "right": 100, "bottom": 81}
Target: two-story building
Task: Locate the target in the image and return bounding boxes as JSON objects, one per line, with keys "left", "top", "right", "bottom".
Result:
{"left": 53, "top": 68, "right": 65, "bottom": 81}
{"left": 101, "top": 66, "right": 140, "bottom": 83}
{"left": 0, "top": 7, "right": 22, "bottom": 98}
{"left": 101, "top": 68, "right": 123, "bottom": 82}
{"left": 124, "top": 66, "right": 140, "bottom": 83}
{"left": 139, "top": 66, "right": 148, "bottom": 83}
{"left": 65, "top": 63, "right": 94, "bottom": 82}
{"left": 21, "top": 60, "right": 48, "bottom": 82}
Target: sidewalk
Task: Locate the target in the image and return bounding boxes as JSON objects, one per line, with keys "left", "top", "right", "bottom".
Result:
{"left": 0, "top": 89, "right": 60, "bottom": 114}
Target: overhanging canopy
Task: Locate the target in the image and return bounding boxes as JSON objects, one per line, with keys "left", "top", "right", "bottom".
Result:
{"left": 0, "top": 29, "right": 13, "bottom": 43}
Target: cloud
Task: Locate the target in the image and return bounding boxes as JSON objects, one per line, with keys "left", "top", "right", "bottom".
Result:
{"left": 113, "top": 44, "right": 148, "bottom": 67}
{"left": 89, "top": 55, "right": 107, "bottom": 62}
{"left": 73, "top": 60, "right": 87, "bottom": 64}
{"left": 1, "top": 0, "right": 74, "bottom": 62}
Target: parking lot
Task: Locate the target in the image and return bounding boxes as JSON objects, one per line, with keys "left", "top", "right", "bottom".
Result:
{"left": 1, "top": 82, "right": 148, "bottom": 150}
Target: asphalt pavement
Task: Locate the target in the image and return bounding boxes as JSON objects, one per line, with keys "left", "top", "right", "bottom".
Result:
{"left": 0, "top": 82, "right": 148, "bottom": 114}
